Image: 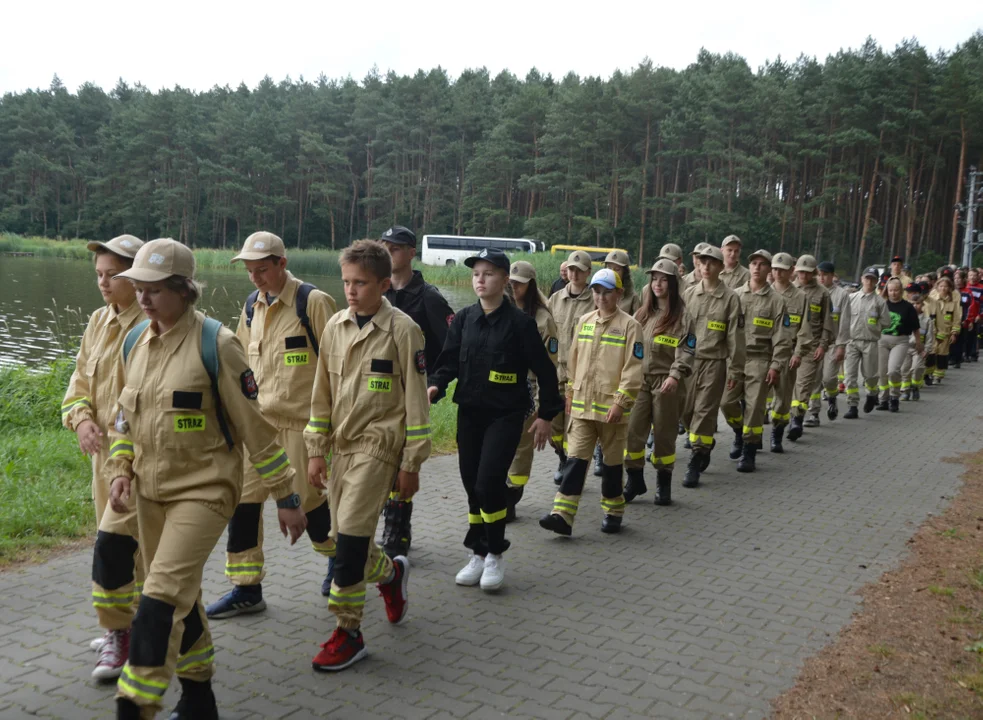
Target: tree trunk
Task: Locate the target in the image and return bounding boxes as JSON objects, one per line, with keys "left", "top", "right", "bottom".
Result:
{"left": 918, "top": 137, "right": 944, "bottom": 257}
{"left": 854, "top": 129, "right": 884, "bottom": 281}
{"left": 948, "top": 116, "right": 968, "bottom": 264}
{"left": 638, "top": 114, "right": 651, "bottom": 266}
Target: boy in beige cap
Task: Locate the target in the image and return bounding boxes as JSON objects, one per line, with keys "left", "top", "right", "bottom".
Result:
{"left": 720, "top": 235, "right": 751, "bottom": 289}
{"left": 788, "top": 254, "right": 833, "bottom": 438}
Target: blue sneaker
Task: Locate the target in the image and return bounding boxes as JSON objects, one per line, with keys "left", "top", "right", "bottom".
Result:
{"left": 205, "top": 584, "right": 266, "bottom": 619}
{"left": 321, "top": 558, "right": 335, "bottom": 597}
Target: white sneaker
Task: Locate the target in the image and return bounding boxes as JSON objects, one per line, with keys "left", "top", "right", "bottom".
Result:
{"left": 455, "top": 553, "right": 484, "bottom": 586}
{"left": 480, "top": 553, "right": 505, "bottom": 592}
{"left": 89, "top": 633, "right": 108, "bottom": 652}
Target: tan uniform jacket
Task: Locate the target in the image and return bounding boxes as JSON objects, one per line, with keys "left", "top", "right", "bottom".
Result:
{"left": 682, "top": 281, "right": 744, "bottom": 364}
{"left": 566, "top": 309, "right": 643, "bottom": 422}
{"left": 638, "top": 308, "right": 696, "bottom": 382}
{"left": 835, "top": 290, "right": 891, "bottom": 344}
{"left": 235, "top": 272, "right": 336, "bottom": 430}
{"left": 775, "top": 283, "right": 815, "bottom": 357}
{"left": 547, "top": 284, "right": 595, "bottom": 383}
{"left": 931, "top": 295, "right": 960, "bottom": 339}
{"left": 732, "top": 282, "right": 794, "bottom": 374}
{"left": 682, "top": 270, "right": 700, "bottom": 288}
{"left": 721, "top": 264, "right": 751, "bottom": 290}
{"left": 798, "top": 280, "right": 835, "bottom": 350}
{"left": 530, "top": 305, "right": 559, "bottom": 381}
{"left": 62, "top": 301, "right": 145, "bottom": 434}
{"left": 617, "top": 281, "right": 641, "bottom": 315}
{"left": 826, "top": 284, "right": 851, "bottom": 339}
{"left": 104, "top": 308, "right": 295, "bottom": 514}
{"left": 304, "top": 298, "right": 431, "bottom": 473}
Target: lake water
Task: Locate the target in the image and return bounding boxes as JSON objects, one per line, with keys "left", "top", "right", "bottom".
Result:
{"left": 0, "top": 257, "right": 474, "bottom": 369}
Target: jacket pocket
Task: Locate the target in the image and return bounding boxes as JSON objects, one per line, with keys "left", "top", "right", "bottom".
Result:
{"left": 159, "top": 386, "right": 222, "bottom": 451}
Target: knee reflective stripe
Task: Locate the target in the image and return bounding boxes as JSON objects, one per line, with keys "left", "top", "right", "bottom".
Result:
{"left": 333, "top": 534, "right": 370, "bottom": 588}
{"left": 550, "top": 434, "right": 564, "bottom": 445}
{"left": 92, "top": 531, "right": 138, "bottom": 590}
{"left": 130, "top": 595, "right": 174, "bottom": 667}
{"left": 865, "top": 383, "right": 877, "bottom": 392}
{"left": 92, "top": 588, "right": 139, "bottom": 608}
{"left": 508, "top": 474, "right": 530, "bottom": 487}
{"left": 790, "top": 400, "right": 807, "bottom": 409}
{"left": 809, "top": 393, "right": 822, "bottom": 401}
{"left": 901, "top": 382, "right": 911, "bottom": 390}
{"left": 552, "top": 497, "right": 579, "bottom": 516}
{"left": 649, "top": 453, "right": 676, "bottom": 467}
{"left": 770, "top": 411, "right": 790, "bottom": 422}
{"left": 406, "top": 424, "right": 431, "bottom": 442}
{"left": 61, "top": 396, "right": 92, "bottom": 420}
{"left": 254, "top": 449, "right": 290, "bottom": 480}
{"left": 689, "top": 433, "right": 713, "bottom": 445}
{"left": 388, "top": 491, "right": 400, "bottom": 501}
{"left": 889, "top": 381, "right": 902, "bottom": 389}
{"left": 878, "top": 384, "right": 888, "bottom": 392}
{"left": 837, "top": 374, "right": 845, "bottom": 381}
{"left": 468, "top": 513, "right": 483, "bottom": 525}
{"left": 176, "top": 645, "right": 215, "bottom": 674}
{"left": 912, "top": 379, "right": 924, "bottom": 387}
{"left": 119, "top": 665, "right": 168, "bottom": 702}
{"left": 365, "top": 552, "right": 390, "bottom": 584}
{"left": 845, "top": 387, "right": 859, "bottom": 395}
{"left": 304, "top": 417, "right": 331, "bottom": 435}
{"left": 328, "top": 588, "right": 366, "bottom": 609}
{"left": 742, "top": 425, "right": 763, "bottom": 436}
{"left": 624, "top": 449, "right": 646, "bottom": 461}
{"left": 724, "top": 415, "right": 743, "bottom": 428}
{"left": 179, "top": 603, "right": 204, "bottom": 654}
{"left": 480, "top": 508, "right": 508, "bottom": 524}
{"left": 225, "top": 563, "right": 263, "bottom": 578}
{"left": 226, "top": 503, "right": 261, "bottom": 554}
{"left": 109, "top": 440, "right": 134, "bottom": 459}
{"left": 600, "top": 497, "right": 625, "bottom": 513}
{"left": 305, "top": 502, "right": 332, "bottom": 545}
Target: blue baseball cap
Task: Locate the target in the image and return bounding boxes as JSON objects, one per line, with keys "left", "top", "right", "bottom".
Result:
{"left": 589, "top": 268, "right": 623, "bottom": 291}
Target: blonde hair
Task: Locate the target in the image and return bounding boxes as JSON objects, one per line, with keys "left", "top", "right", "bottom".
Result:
{"left": 164, "top": 275, "right": 203, "bottom": 305}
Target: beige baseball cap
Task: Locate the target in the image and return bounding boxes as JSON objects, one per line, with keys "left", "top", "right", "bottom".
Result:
{"left": 691, "top": 242, "right": 710, "bottom": 256}
{"left": 566, "top": 250, "right": 592, "bottom": 272}
{"left": 509, "top": 260, "right": 536, "bottom": 283}
{"left": 699, "top": 245, "right": 724, "bottom": 263}
{"left": 658, "top": 243, "right": 683, "bottom": 262}
{"left": 231, "top": 231, "right": 286, "bottom": 262}
{"left": 115, "top": 238, "right": 195, "bottom": 283}
{"left": 605, "top": 249, "right": 631, "bottom": 267}
{"left": 86, "top": 234, "right": 143, "bottom": 259}
{"left": 747, "top": 248, "right": 773, "bottom": 264}
{"left": 772, "top": 252, "right": 795, "bottom": 270}
{"left": 646, "top": 257, "right": 680, "bottom": 278}
{"left": 721, "top": 234, "right": 742, "bottom": 248}
{"left": 795, "top": 254, "right": 818, "bottom": 273}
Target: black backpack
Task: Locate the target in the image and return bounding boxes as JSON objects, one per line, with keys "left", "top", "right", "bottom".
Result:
{"left": 245, "top": 282, "right": 320, "bottom": 356}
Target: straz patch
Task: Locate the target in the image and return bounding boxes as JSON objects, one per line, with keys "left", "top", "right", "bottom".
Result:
{"left": 788, "top": 314, "right": 802, "bottom": 325}
{"left": 867, "top": 316, "right": 879, "bottom": 325}
{"left": 707, "top": 320, "right": 727, "bottom": 332}
{"left": 753, "top": 317, "right": 774, "bottom": 328}
{"left": 240, "top": 369, "right": 259, "bottom": 399}
{"left": 654, "top": 334, "right": 680, "bottom": 347}
{"left": 548, "top": 337, "right": 559, "bottom": 354}
{"left": 174, "top": 415, "right": 206, "bottom": 432}
{"left": 489, "top": 370, "right": 517, "bottom": 384}
{"left": 367, "top": 377, "right": 393, "bottom": 393}
{"left": 810, "top": 303, "right": 822, "bottom": 314}
{"left": 415, "top": 349, "right": 427, "bottom": 375}
{"left": 581, "top": 322, "right": 596, "bottom": 334}
{"left": 832, "top": 313, "right": 840, "bottom": 323}
{"left": 633, "top": 342, "right": 644, "bottom": 359}
{"left": 285, "top": 351, "right": 310, "bottom": 366}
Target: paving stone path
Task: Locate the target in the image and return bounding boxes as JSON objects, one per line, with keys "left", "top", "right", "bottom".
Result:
{"left": 1, "top": 367, "right": 980, "bottom": 719}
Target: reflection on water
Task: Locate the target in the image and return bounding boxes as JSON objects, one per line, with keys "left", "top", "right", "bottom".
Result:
{"left": 0, "top": 257, "right": 473, "bottom": 369}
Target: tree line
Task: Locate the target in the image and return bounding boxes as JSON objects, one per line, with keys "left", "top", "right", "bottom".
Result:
{"left": 1, "top": 33, "right": 982, "bottom": 276}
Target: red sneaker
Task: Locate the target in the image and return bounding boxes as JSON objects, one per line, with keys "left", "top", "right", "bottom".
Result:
{"left": 312, "top": 628, "right": 366, "bottom": 672}
{"left": 92, "top": 629, "right": 129, "bottom": 681}
{"left": 378, "top": 555, "right": 409, "bottom": 624}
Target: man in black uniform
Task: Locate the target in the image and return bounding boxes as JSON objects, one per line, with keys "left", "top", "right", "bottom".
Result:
{"left": 379, "top": 225, "right": 454, "bottom": 558}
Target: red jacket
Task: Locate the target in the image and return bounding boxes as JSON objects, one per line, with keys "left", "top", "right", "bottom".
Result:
{"left": 959, "top": 288, "right": 979, "bottom": 329}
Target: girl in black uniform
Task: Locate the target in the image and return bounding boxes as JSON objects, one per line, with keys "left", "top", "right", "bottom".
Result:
{"left": 428, "top": 249, "right": 562, "bottom": 592}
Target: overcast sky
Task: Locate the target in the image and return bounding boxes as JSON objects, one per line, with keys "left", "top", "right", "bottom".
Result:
{"left": 4, "top": 0, "right": 981, "bottom": 94}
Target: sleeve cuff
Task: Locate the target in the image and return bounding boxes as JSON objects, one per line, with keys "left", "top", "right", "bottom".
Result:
{"left": 69, "top": 409, "right": 95, "bottom": 432}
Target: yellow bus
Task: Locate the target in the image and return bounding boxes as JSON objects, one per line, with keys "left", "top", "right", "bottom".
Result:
{"left": 549, "top": 244, "right": 634, "bottom": 267}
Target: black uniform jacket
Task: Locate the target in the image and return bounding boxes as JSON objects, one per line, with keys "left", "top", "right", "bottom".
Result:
{"left": 384, "top": 270, "right": 454, "bottom": 379}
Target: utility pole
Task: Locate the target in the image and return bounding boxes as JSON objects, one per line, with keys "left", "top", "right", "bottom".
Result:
{"left": 960, "top": 167, "right": 982, "bottom": 268}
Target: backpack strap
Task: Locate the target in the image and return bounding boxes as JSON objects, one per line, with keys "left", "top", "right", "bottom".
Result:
{"left": 122, "top": 319, "right": 151, "bottom": 364}
{"left": 244, "top": 290, "right": 260, "bottom": 328}
{"left": 200, "top": 317, "right": 235, "bottom": 451}
{"left": 295, "top": 283, "right": 320, "bottom": 357}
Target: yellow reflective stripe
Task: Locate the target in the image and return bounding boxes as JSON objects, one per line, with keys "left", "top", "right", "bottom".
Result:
{"left": 468, "top": 513, "right": 482, "bottom": 524}
{"left": 305, "top": 417, "right": 331, "bottom": 434}
{"left": 707, "top": 320, "right": 727, "bottom": 331}
{"left": 616, "top": 388, "right": 635, "bottom": 400}
{"left": 770, "top": 411, "right": 790, "bottom": 421}
{"left": 790, "top": 400, "right": 808, "bottom": 409}
{"left": 600, "top": 334, "right": 626, "bottom": 347}
{"left": 809, "top": 393, "right": 822, "bottom": 401}
{"left": 406, "top": 424, "right": 431, "bottom": 440}
{"left": 92, "top": 589, "right": 139, "bottom": 606}
{"left": 365, "top": 552, "right": 390, "bottom": 583}
{"left": 176, "top": 645, "right": 215, "bottom": 672}
{"left": 888, "top": 381, "right": 902, "bottom": 388}
{"left": 481, "top": 508, "right": 508, "bottom": 524}
{"left": 550, "top": 434, "right": 564, "bottom": 443}
{"left": 552, "top": 500, "right": 579, "bottom": 515}
{"left": 752, "top": 317, "right": 773, "bottom": 328}
{"left": 725, "top": 415, "right": 743, "bottom": 426}
{"left": 591, "top": 403, "right": 610, "bottom": 414}
{"left": 109, "top": 440, "right": 134, "bottom": 458}
{"left": 508, "top": 475, "right": 529, "bottom": 487}
{"left": 789, "top": 314, "right": 801, "bottom": 324}
{"left": 119, "top": 666, "right": 168, "bottom": 701}
{"left": 649, "top": 453, "right": 676, "bottom": 466}
{"left": 254, "top": 448, "right": 290, "bottom": 479}
{"left": 600, "top": 498, "right": 625, "bottom": 511}
{"left": 571, "top": 400, "right": 586, "bottom": 410}
{"left": 624, "top": 450, "right": 646, "bottom": 461}
{"left": 225, "top": 562, "right": 263, "bottom": 576}
{"left": 742, "top": 425, "right": 763, "bottom": 435}
{"left": 328, "top": 589, "right": 366, "bottom": 606}
{"left": 688, "top": 433, "right": 713, "bottom": 445}
{"left": 389, "top": 491, "right": 400, "bottom": 500}
{"left": 61, "top": 397, "right": 92, "bottom": 416}
{"left": 845, "top": 387, "right": 859, "bottom": 395}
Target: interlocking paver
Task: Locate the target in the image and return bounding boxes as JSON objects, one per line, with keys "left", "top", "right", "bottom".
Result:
{"left": 0, "top": 368, "right": 980, "bottom": 717}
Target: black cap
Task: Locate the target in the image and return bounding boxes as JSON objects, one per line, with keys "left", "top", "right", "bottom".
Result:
{"left": 903, "top": 263, "right": 912, "bottom": 272}
{"left": 941, "top": 267, "right": 955, "bottom": 278}
{"left": 891, "top": 255, "right": 903, "bottom": 264}
{"left": 905, "top": 282, "right": 920, "bottom": 294}
{"left": 380, "top": 226, "right": 416, "bottom": 248}
{"left": 464, "top": 248, "right": 510, "bottom": 271}
{"left": 919, "top": 281, "right": 930, "bottom": 293}
{"left": 817, "top": 261, "right": 835, "bottom": 273}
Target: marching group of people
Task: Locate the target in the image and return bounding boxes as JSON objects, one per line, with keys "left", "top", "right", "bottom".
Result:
{"left": 61, "top": 227, "right": 980, "bottom": 719}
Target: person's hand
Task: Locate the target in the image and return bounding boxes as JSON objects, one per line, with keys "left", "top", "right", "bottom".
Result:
{"left": 394, "top": 470, "right": 420, "bottom": 499}
{"left": 726, "top": 378, "right": 736, "bottom": 391}
{"left": 278, "top": 507, "right": 307, "bottom": 545}
{"left": 766, "top": 368, "right": 779, "bottom": 386}
{"left": 814, "top": 345, "right": 825, "bottom": 362}
{"left": 605, "top": 404, "right": 624, "bottom": 424}
{"left": 660, "top": 377, "right": 678, "bottom": 394}
{"left": 76, "top": 420, "right": 103, "bottom": 455}
{"left": 308, "top": 457, "right": 328, "bottom": 490}
{"left": 109, "top": 476, "right": 131, "bottom": 514}
{"left": 427, "top": 386, "right": 439, "bottom": 403}
{"left": 951, "top": 333, "right": 959, "bottom": 344}
{"left": 565, "top": 397, "right": 572, "bottom": 415}
{"left": 529, "top": 418, "right": 551, "bottom": 451}
{"left": 789, "top": 355, "right": 802, "bottom": 370}
{"left": 834, "top": 346, "right": 845, "bottom": 363}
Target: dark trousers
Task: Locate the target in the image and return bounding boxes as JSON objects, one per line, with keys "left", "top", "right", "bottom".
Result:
{"left": 950, "top": 330, "right": 968, "bottom": 365}
{"left": 457, "top": 406, "right": 525, "bottom": 556}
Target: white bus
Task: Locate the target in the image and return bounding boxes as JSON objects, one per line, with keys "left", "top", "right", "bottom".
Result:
{"left": 420, "top": 235, "right": 543, "bottom": 267}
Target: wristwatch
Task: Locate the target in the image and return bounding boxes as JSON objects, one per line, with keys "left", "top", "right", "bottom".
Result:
{"left": 276, "top": 493, "right": 302, "bottom": 509}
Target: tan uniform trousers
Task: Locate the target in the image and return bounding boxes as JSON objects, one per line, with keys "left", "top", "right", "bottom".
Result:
{"left": 682, "top": 358, "right": 727, "bottom": 451}
{"left": 553, "top": 418, "right": 627, "bottom": 525}
{"left": 225, "top": 427, "right": 333, "bottom": 585}
{"left": 901, "top": 346, "right": 926, "bottom": 390}
{"left": 720, "top": 354, "right": 771, "bottom": 446}
{"left": 550, "top": 379, "right": 569, "bottom": 451}
{"left": 625, "top": 374, "right": 679, "bottom": 470}
{"left": 771, "top": 364, "right": 797, "bottom": 429}
{"left": 325, "top": 453, "right": 396, "bottom": 630}
{"left": 809, "top": 353, "right": 843, "bottom": 414}
{"left": 878, "top": 335, "right": 909, "bottom": 401}
{"left": 844, "top": 339, "right": 879, "bottom": 405}
{"left": 792, "top": 354, "right": 822, "bottom": 418}
{"left": 508, "top": 382, "right": 540, "bottom": 488}
{"left": 117, "top": 498, "right": 227, "bottom": 718}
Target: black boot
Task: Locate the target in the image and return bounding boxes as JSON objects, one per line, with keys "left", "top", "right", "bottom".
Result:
{"left": 623, "top": 468, "right": 647, "bottom": 503}
{"left": 539, "top": 512, "right": 572, "bottom": 536}
{"left": 863, "top": 394, "right": 877, "bottom": 413}
{"left": 786, "top": 415, "right": 803, "bottom": 441}
{"left": 382, "top": 499, "right": 411, "bottom": 558}
{"left": 696, "top": 439, "right": 715, "bottom": 471}
{"left": 844, "top": 405, "right": 859, "bottom": 419}
{"left": 924, "top": 374, "right": 934, "bottom": 386}
{"left": 770, "top": 426, "right": 784, "bottom": 453}
{"left": 729, "top": 428, "right": 743, "bottom": 459}
{"left": 505, "top": 486, "right": 523, "bottom": 523}
{"left": 677, "top": 421, "right": 686, "bottom": 436}
{"left": 601, "top": 514, "right": 622, "bottom": 534}
{"left": 654, "top": 469, "right": 672, "bottom": 506}
{"left": 682, "top": 453, "right": 701, "bottom": 488}
{"left": 912, "top": 387, "right": 920, "bottom": 401}
{"left": 736, "top": 445, "right": 757, "bottom": 473}
{"left": 683, "top": 436, "right": 692, "bottom": 449}
{"left": 117, "top": 699, "right": 141, "bottom": 720}
{"left": 554, "top": 450, "right": 567, "bottom": 485}
{"left": 592, "top": 443, "right": 604, "bottom": 477}
{"left": 875, "top": 400, "right": 889, "bottom": 411}
{"left": 889, "top": 398, "right": 899, "bottom": 413}
{"left": 827, "top": 396, "right": 838, "bottom": 420}
{"left": 168, "top": 678, "right": 218, "bottom": 720}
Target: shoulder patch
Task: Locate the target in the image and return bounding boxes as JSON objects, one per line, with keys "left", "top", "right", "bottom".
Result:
{"left": 783, "top": 314, "right": 791, "bottom": 327}
{"left": 240, "top": 369, "right": 258, "bottom": 400}
{"left": 685, "top": 333, "right": 697, "bottom": 349}
{"left": 548, "top": 337, "right": 559, "bottom": 354}
{"left": 633, "top": 341, "right": 644, "bottom": 360}
{"left": 414, "top": 349, "right": 427, "bottom": 375}
{"left": 737, "top": 314, "right": 745, "bottom": 328}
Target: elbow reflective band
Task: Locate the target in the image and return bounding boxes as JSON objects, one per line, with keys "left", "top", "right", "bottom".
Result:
{"left": 109, "top": 440, "right": 134, "bottom": 459}
{"left": 406, "top": 424, "right": 431, "bottom": 441}
{"left": 305, "top": 417, "right": 331, "bottom": 434}
{"left": 600, "top": 334, "right": 626, "bottom": 347}
{"left": 61, "top": 396, "right": 92, "bottom": 418}
{"left": 119, "top": 667, "right": 168, "bottom": 701}
{"left": 176, "top": 645, "right": 215, "bottom": 673}
{"left": 254, "top": 449, "right": 290, "bottom": 479}
{"left": 480, "top": 508, "right": 508, "bottom": 523}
